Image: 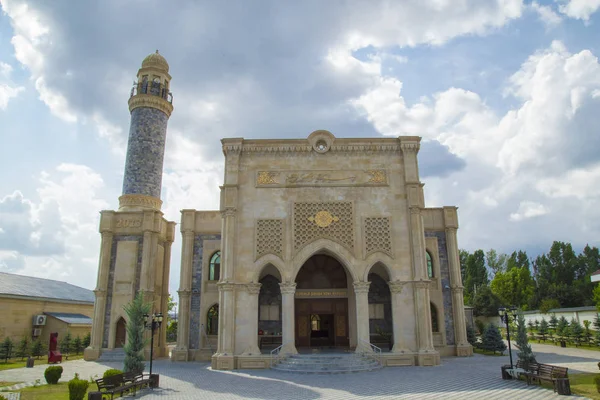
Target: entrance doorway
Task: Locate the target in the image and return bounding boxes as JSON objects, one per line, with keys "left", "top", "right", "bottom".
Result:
{"left": 115, "top": 317, "right": 126, "bottom": 348}
{"left": 295, "top": 254, "right": 350, "bottom": 349}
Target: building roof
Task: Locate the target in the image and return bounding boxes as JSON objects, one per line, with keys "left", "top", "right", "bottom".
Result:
{"left": 44, "top": 312, "right": 92, "bottom": 325}
{"left": 591, "top": 269, "right": 600, "bottom": 283}
{"left": 0, "top": 272, "right": 94, "bottom": 304}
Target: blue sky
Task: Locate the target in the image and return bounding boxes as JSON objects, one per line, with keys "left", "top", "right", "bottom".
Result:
{"left": 1, "top": 0, "right": 600, "bottom": 297}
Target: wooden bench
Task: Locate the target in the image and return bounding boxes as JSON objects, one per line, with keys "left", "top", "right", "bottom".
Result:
{"left": 95, "top": 371, "right": 152, "bottom": 399}
{"left": 520, "top": 362, "right": 569, "bottom": 393}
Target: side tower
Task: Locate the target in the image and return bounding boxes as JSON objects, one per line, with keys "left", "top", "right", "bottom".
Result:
{"left": 84, "top": 51, "right": 176, "bottom": 361}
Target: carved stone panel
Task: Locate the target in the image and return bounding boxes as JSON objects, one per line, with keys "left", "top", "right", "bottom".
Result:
{"left": 256, "top": 170, "right": 387, "bottom": 188}
{"left": 364, "top": 217, "right": 392, "bottom": 257}
{"left": 255, "top": 219, "right": 283, "bottom": 260}
{"left": 293, "top": 202, "right": 354, "bottom": 253}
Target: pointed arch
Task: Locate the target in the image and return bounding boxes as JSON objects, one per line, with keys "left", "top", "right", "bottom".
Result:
{"left": 207, "top": 303, "right": 219, "bottom": 335}
{"left": 291, "top": 238, "right": 358, "bottom": 282}
{"left": 426, "top": 250, "right": 434, "bottom": 279}
{"left": 252, "top": 254, "right": 286, "bottom": 282}
{"left": 363, "top": 253, "right": 395, "bottom": 281}
{"left": 430, "top": 302, "right": 439, "bottom": 333}
{"left": 209, "top": 251, "right": 221, "bottom": 281}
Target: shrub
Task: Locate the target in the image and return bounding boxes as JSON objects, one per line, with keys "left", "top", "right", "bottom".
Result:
{"left": 474, "top": 319, "right": 485, "bottom": 335}
{"left": 68, "top": 373, "right": 89, "bottom": 400}
{"left": 44, "top": 365, "right": 63, "bottom": 384}
{"left": 481, "top": 323, "right": 507, "bottom": 354}
{"left": 103, "top": 368, "right": 123, "bottom": 378}
{"left": 466, "top": 325, "right": 477, "bottom": 346}
{"left": 595, "top": 375, "right": 600, "bottom": 394}
{"left": 82, "top": 332, "right": 91, "bottom": 349}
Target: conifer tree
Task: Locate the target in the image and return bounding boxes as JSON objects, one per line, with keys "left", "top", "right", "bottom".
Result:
{"left": 16, "top": 335, "right": 30, "bottom": 360}
{"left": 482, "top": 323, "right": 507, "bottom": 354}
{"left": 583, "top": 320, "right": 592, "bottom": 345}
{"left": 72, "top": 336, "right": 83, "bottom": 355}
{"left": 0, "top": 337, "right": 14, "bottom": 362}
{"left": 549, "top": 314, "right": 558, "bottom": 331}
{"left": 123, "top": 292, "right": 152, "bottom": 373}
{"left": 539, "top": 318, "right": 549, "bottom": 342}
{"left": 557, "top": 316, "right": 569, "bottom": 337}
{"left": 515, "top": 311, "right": 536, "bottom": 369}
{"left": 82, "top": 332, "right": 91, "bottom": 349}
{"left": 466, "top": 325, "right": 477, "bottom": 346}
{"left": 570, "top": 318, "right": 583, "bottom": 346}
{"left": 60, "top": 332, "right": 72, "bottom": 357}
{"left": 534, "top": 319, "right": 540, "bottom": 331}
{"left": 31, "top": 338, "right": 45, "bottom": 359}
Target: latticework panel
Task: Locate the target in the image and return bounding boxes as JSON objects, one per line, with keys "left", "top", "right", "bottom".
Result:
{"left": 256, "top": 219, "right": 283, "bottom": 259}
{"left": 364, "top": 217, "right": 392, "bottom": 256}
{"left": 293, "top": 202, "right": 354, "bottom": 252}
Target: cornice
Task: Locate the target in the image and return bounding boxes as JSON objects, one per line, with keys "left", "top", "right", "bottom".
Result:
{"left": 128, "top": 94, "right": 174, "bottom": 118}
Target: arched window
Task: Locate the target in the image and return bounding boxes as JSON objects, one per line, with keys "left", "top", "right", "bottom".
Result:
{"left": 310, "top": 314, "right": 321, "bottom": 331}
{"left": 430, "top": 303, "right": 439, "bottom": 332}
{"left": 209, "top": 251, "right": 221, "bottom": 281}
{"left": 426, "top": 251, "right": 434, "bottom": 278}
{"left": 207, "top": 304, "right": 219, "bottom": 335}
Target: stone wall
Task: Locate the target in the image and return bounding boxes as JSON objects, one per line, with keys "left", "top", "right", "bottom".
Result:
{"left": 122, "top": 107, "right": 168, "bottom": 198}
{"left": 425, "top": 230, "right": 454, "bottom": 345}
{"left": 189, "top": 234, "right": 221, "bottom": 350}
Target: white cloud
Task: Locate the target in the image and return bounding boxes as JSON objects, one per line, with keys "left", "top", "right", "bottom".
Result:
{"left": 0, "top": 60, "right": 24, "bottom": 109}
{"left": 537, "top": 163, "right": 600, "bottom": 200}
{"left": 558, "top": 0, "right": 600, "bottom": 21}
{"left": 531, "top": 1, "right": 562, "bottom": 27}
{"left": 510, "top": 201, "right": 549, "bottom": 221}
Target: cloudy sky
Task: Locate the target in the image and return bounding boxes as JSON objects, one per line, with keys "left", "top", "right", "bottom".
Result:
{"left": 1, "top": 0, "right": 600, "bottom": 298}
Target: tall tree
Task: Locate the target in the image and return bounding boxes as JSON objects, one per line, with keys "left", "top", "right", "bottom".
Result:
{"left": 515, "top": 311, "right": 536, "bottom": 369}
{"left": 471, "top": 285, "right": 501, "bottom": 317}
{"left": 490, "top": 265, "right": 534, "bottom": 309}
{"left": 464, "top": 250, "right": 488, "bottom": 304}
{"left": 459, "top": 249, "right": 470, "bottom": 286}
{"left": 486, "top": 249, "right": 508, "bottom": 278}
{"left": 123, "top": 292, "right": 152, "bottom": 373}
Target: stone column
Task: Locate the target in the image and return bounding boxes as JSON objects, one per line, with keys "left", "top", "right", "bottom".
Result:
{"left": 414, "top": 281, "right": 434, "bottom": 351}
{"left": 242, "top": 283, "right": 262, "bottom": 355}
{"left": 85, "top": 229, "right": 113, "bottom": 361}
{"left": 157, "top": 226, "right": 174, "bottom": 358}
{"left": 353, "top": 281, "right": 371, "bottom": 352}
{"left": 388, "top": 281, "right": 409, "bottom": 353}
{"left": 446, "top": 226, "right": 472, "bottom": 356}
{"left": 279, "top": 282, "right": 298, "bottom": 354}
{"left": 217, "top": 282, "right": 236, "bottom": 355}
{"left": 174, "top": 230, "right": 194, "bottom": 360}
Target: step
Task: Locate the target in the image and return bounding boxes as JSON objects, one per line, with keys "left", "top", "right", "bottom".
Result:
{"left": 271, "top": 353, "right": 383, "bottom": 374}
{"left": 97, "top": 349, "right": 126, "bottom": 362}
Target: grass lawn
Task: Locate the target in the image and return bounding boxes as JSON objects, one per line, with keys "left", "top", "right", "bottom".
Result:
{"left": 569, "top": 373, "right": 600, "bottom": 399}
{"left": 0, "top": 381, "right": 22, "bottom": 387}
{"left": 0, "top": 355, "right": 84, "bottom": 371}
{"left": 14, "top": 382, "right": 89, "bottom": 400}
{"left": 473, "top": 347, "right": 504, "bottom": 356}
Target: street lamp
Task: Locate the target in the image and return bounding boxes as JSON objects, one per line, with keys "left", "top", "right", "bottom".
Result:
{"left": 144, "top": 312, "right": 163, "bottom": 375}
{"left": 498, "top": 306, "right": 518, "bottom": 369}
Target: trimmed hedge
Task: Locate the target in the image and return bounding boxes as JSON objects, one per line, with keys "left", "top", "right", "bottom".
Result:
{"left": 44, "top": 365, "right": 63, "bottom": 384}
{"left": 103, "top": 368, "right": 123, "bottom": 378}
{"left": 68, "top": 373, "right": 89, "bottom": 400}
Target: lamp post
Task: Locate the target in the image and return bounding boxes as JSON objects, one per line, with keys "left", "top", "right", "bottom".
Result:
{"left": 498, "top": 306, "right": 517, "bottom": 369}
{"left": 144, "top": 312, "right": 163, "bottom": 375}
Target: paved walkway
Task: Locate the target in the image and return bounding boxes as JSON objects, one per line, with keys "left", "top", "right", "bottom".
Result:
{"left": 1, "top": 346, "right": 596, "bottom": 399}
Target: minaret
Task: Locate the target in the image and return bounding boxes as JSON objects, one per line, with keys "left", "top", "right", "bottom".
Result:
{"left": 84, "top": 51, "right": 176, "bottom": 361}
{"left": 119, "top": 50, "right": 173, "bottom": 212}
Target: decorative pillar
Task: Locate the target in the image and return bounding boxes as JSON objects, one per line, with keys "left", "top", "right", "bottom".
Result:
{"left": 173, "top": 229, "right": 194, "bottom": 360}
{"left": 353, "top": 281, "right": 371, "bottom": 352}
{"left": 446, "top": 224, "right": 472, "bottom": 356}
{"left": 84, "top": 229, "right": 113, "bottom": 360}
{"left": 213, "top": 282, "right": 236, "bottom": 370}
{"left": 242, "top": 283, "right": 262, "bottom": 355}
{"left": 279, "top": 282, "right": 298, "bottom": 354}
{"left": 388, "top": 281, "right": 409, "bottom": 353}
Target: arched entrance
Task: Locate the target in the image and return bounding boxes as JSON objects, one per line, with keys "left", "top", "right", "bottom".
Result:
{"left": 295, "top": 254, "right": 350, "bottom": 348}
{"left": 115, "top": 317, "right": 126, "bottom": 348}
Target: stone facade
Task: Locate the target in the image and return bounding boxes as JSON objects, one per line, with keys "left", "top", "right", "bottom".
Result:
{"left": 174, "top": 130, "right": 472, "bottom": 369}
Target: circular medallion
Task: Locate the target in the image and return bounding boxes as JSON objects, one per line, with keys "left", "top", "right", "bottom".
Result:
{"left": 312, "top": 210, "right": 339, "bottom": 228}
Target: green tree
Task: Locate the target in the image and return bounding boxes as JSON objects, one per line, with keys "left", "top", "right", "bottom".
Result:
{"left": 123, "top": 292, "right": 152, "bottom": 373}
{"left": 72, "top": 336, "right": 83, "bottom": 355}
{"left": 583, "top": 320, "right": 592, "bottom": 344}
{"left": 0, "top": 337, "right": 14, "bottom": 362}
{"left": 82, "top": 332, "right": 91, "bottom": 349}
{"left": 539, "top": 318, "right": 549, "bottom": 342}
{"left": 60, "top": 332, "right": 72, "bottom": 357}
{"left": 507, "top": 250, "right": 530, "bottom": 271}
{"left": 486, "top": 249, "right": 508, "bottom": 278}
{"left": 471, "top": 285, "right": 502, "bottom": 317}
{"left": 481, "top": 323, "right": 507, "bottom": 354}
{"left": 557, "top": 316, "right": 569, "bottom": 338}
{"left": 464, "top": 250, "right": 488, "bottom": 304}
{"left": 490, "top": 265, "right": 534, "bottom": 309}
{"left": 466, "top": 325, "right": 477, "bottom": 346}
{"left": 570, "top": 318, "right": 584, "bottom": 346}
{"left": 515, "top": 311, "right": 536, "bottom": 370}
{"left": 539, "top": 298, "right": 561, "bottom": 314}
{"left": 31, "top": 338, "right": 45, "bottom": 359}
{"left": 15, "top": 335, "right": 30, "bottom": 360}
{"left": 459, "top": 249, "right": 470, "bottom": 287}
{"left": 549, "top": 314, "right": 558, "bottom": 331}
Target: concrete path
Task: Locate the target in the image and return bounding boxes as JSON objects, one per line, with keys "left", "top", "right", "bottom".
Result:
{"left": 1, "top": 352, "right": 590, "bottom": 399}
{"left": 506, "top": 340, "right": 600, "bottom": 373}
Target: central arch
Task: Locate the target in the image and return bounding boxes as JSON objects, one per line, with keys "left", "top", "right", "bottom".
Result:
{"left": 294, "top": 253, "right": 354, "bottom": 349}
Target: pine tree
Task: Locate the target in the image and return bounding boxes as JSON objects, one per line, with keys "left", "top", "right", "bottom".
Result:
{"left": 60, "top": 332, "right": 72, "bottom": 357}
{"left": 82, "top": 332, "right": 91, "bottom": 349}
{"left": 549, "top": 314, "right": 558, "bottom": 331}
{"left": 0, "top": 337, "right": 14, "bottom": 362}
{"left": 570, "top": 318, "right": 583, "bottom": 346}
{"left": 123, "top": 292, "right": 151, "bottom": 373}
{"left": 72, "top": 336, "right": 83, "bottom": 355}
{"left": 539, "top": 318, "right": 549, "bottom": 342}
{"left": 466, "top": 325, "right": 477, "bottom": 346}
{"left": 557, "top": 316, "right": 569, "bottom": 338}
{"left": 534, "top": 319, "right": 540, "bottom": 331}
{"left": 482, "top": 323, "right": 507, "bottom": 354}
{"left": 583, "top": 320, "right": 592, "bottom": 345}
{"left": 515, "top": 311, "right": 536, "bottom": 369}
{"left": 31, "top": 338, "right": 45, "bottom": 359}
{"left": 16, "top": 335, "right": 30, "bottom": 360}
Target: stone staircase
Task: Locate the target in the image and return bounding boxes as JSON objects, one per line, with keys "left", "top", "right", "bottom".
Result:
{"left": 97, "top": 348, "right": 126, "bottom": 362}
{"left": 271, "top": 353, "right": 382, "bottom": 374}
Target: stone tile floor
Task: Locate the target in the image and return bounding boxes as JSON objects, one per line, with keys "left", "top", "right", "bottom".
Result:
{"left": 1, "top": 342, "right": 597, "bottom": 399}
